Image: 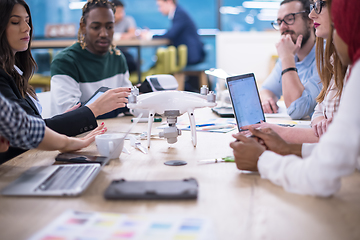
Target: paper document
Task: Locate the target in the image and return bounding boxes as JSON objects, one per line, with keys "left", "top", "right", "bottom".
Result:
{"left": 28, "top": 210, "right": 216, "bottom": 240}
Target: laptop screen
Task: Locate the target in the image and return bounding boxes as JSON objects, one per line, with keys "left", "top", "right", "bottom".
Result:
{"left": 226, "top": 73, "right": 265, "bottom": 131}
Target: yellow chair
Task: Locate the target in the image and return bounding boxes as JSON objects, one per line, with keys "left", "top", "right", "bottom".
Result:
{"left": 129, "top": 47, "right": 170, "bottom": 85}
{"left": 171, "top": 45, "right": 188, "bottom": 90}
{"left": 169, "top": 44, "right": 187, "bottom": 73}
{"left": 29, "top": 74, "right": 51, "bottom": 92}
{"left": 29, "top": 49, "right": 53, "bottom": 92}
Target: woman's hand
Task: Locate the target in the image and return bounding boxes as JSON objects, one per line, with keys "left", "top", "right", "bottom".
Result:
{"left": 87, "top": 87, "right": 131, "bottom": 117}
{"left": 0, "top": 136, "right": 10, "bottom": 153}
{"left": 312, "top": 118, "right": 333, "bottom": 137}
{"left": 59, "top": 123, "right": 107, "bottom": 152}
{"left": 37, "top": 122, "right": 107, "bottom": 152}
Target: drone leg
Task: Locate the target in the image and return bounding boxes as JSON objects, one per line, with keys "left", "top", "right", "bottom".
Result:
{"left": 188, "top": 109, "right": 197, "bottom": 147}
{"left": 147, "top": 110, "right": 155, "bottom": 148}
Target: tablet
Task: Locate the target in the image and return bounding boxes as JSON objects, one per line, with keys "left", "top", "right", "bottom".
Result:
{"left": 83, "top": 86, "right": 110, "bottom": 106}
{"left": 104, "top": 178, "right": 198, "bottom": 200}
{"left": 226, "top": 73, "right": 265, "bottom": 131}
{"left": 55, "top": 153, "right": 110, "bottom": 166}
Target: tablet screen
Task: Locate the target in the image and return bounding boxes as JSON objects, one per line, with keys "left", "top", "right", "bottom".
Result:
{"left": 227, "top": 73, "right": 265, "bottom": 130}
{"left": 85, "top": 92, "right": 104, "bottom": 106}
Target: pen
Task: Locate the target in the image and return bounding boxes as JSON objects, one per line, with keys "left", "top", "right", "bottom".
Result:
{"left": 131, "top": 118, "right": 162, "bottom": 123}
{"left": 197, "top": 124, "right": 235, "bottom": 131}
{"left": 198, "top": 156, "right": 235, "bottom": 164}
{"left": 195, "top": 123, "right": 215, "bottom": 127}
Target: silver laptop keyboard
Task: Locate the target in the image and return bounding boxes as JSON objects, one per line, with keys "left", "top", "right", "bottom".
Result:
{"left": 37, "top": 165, "right": 98, "bottom": 191}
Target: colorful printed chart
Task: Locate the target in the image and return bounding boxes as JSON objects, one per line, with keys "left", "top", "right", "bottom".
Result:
{"left": 29, "top": 210, "right": 215, "bottom": 240}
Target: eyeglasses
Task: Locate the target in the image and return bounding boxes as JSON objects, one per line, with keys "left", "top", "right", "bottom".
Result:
{"left": 310, "top": 1, "right": 327, "bottom": 14}
{"left": 271, "top": 11, "right": 306, "bottom": 30}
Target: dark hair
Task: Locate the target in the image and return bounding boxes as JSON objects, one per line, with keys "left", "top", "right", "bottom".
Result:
{"left": 0, "top": 0, "right": 36, "bottom": 98}
{"left": 280, "top": 0, "right": 311, "bottom": 19}
{"left": 80, "top": 0, "right": 115, "bottom": 25}
{"left": 112, "top": 0, "right": 124, "bottom": 7}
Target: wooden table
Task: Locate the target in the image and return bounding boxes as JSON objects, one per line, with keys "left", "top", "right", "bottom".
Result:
{"left": 30, "top": 38, "right": 170, "bottom": 83}
{"left": 0, "top": 108, "right": 360, "bottom": 239}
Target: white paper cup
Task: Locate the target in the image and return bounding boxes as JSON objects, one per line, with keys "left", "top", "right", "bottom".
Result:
{"left": 95, "top": 134, "right": 125, "bottom": 159}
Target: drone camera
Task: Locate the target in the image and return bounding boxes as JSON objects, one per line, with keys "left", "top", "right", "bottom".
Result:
{"left": 200, "top": 85, "right": 209, "bottom": 95}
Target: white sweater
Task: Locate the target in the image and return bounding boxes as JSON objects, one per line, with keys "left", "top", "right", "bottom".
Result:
{"left": 258, "top": 60, "right": 360, "bottom": 197}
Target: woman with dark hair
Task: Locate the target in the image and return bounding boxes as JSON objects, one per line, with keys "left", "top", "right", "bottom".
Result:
{"left": 0, "top": 0, "right": 128, "bottom": 162}
{"left": 230, "top": 0, "right": 360, "bottom": 197}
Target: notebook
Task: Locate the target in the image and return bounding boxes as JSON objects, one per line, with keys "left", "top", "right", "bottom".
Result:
{"left": 226, "top": 73, "right": 265, "bottom": 131}
{"left": 1, "top": 162, "right": 106, "bottom": 197}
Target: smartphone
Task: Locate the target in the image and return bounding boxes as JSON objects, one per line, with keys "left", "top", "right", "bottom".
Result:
{"left": 83, "top": 87, "right": 110, "bottom": 106}
{"left": 55, "top": 153, "right": 110, "bottom": 166}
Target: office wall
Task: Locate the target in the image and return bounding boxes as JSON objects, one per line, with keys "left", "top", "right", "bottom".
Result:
{"left": 216, "top": 32, "right": 280, "bottom": 83}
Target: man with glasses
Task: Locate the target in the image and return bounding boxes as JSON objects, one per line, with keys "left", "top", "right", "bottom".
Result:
{"left": 260, "top": 0, "right": 321, "bottom": 119}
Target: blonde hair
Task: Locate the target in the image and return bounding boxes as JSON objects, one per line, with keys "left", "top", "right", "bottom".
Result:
{"left": 315, "top": 24, "right": 347, "bottom": 103}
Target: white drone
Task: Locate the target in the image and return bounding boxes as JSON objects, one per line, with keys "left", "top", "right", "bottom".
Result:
{"left": 127, "top": 82, "right": 216, "bottom": 148}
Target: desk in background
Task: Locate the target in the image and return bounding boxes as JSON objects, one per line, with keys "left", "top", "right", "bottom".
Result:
{"left": 0, "top": 108, "right": 360, "bottom": 239}
{"left": 31, "top": 38, "right": 170, "bottom": 83}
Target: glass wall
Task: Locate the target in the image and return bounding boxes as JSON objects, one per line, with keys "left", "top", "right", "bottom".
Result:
{"left": 26, "top": 0, "right": 218, "bottom": 38}
{"left": 220, "top": 0, "right": 281, "bottom": 31}
{"left": 26, "top": 0, "right": 281, "bottom": 38}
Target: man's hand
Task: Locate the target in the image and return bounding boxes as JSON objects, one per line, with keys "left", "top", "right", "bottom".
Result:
{"left": 260, "top": 90, "right": 278, "bottom": 113}
{"left": 0, "top": 136, "right": 10, "bottom": 153}
{"left": 64, "top": 103, "right": 81, "bottom": 113}
{"left": 230, "top": 134, "right": 266, "bottom": 171}
{"left": 262, "top": 97, "right": 279, "bottom": 113}
{"left": 276, "top": 34, "right": 302, "bottom": 61}
{"left": 312, "top": 118, "right": 333, "bottom": 137}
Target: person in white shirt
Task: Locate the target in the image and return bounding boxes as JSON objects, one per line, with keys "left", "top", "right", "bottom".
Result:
{"left": 229, "top": 0, "right": 360, "bottom": 197}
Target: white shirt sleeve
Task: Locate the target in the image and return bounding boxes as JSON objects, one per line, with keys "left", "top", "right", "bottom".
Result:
{"left": 50, "top": 75, "right": 82, "bottom": 116}
{"left": 257, "top": 60, "right": 360, "bottom": 197}
{"left": 301, "top": 143, "right": 317, "bottom": 158}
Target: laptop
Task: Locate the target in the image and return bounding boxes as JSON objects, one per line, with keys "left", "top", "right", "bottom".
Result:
{"left": 1, "top": 161, "right": 108, "bottom": 197}
{"left": 226, "top": 73, "right": 265, "bottom": 131}
{"left": 211, "top": 106, "right": 234, "bottom": 118}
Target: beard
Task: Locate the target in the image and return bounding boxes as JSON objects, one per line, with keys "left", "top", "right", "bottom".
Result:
{"left": 281, "top": 26, "right": 312, "bottom": 48}
{"left": 300, "top": 26, "right": 311, "bottom": 48}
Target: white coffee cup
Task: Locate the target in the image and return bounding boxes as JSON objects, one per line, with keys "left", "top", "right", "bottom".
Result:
{"left": 95, "top": 134, "right": 125, "bottom": 159}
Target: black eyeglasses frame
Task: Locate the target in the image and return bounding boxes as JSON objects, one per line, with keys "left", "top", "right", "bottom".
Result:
{"left": 310, "top": 1, "right": 327, "bottom": 14}
{"left": 271, "top": 11, "right": 307, "bottom": 30}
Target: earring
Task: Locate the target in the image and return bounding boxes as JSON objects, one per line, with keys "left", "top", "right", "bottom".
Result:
{"left": 110, "top": 43, "right": 121, "bottom": 56}
{"left": 79, "top": 33, "right": 87, "bottom": 50}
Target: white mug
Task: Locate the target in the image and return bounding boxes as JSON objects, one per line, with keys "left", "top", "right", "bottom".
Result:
{"left": 95, "top": 134, "right": 125, "bottom": 159}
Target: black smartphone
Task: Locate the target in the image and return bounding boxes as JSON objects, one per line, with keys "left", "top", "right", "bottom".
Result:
{"left": 83, "top": 86, "right": 110, "bottom": 106}
{"left": 55, "top": 153, "right": 110, "bottom": 166}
